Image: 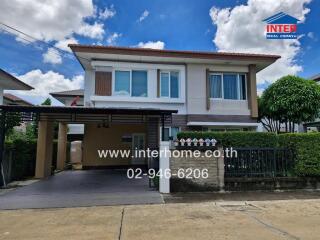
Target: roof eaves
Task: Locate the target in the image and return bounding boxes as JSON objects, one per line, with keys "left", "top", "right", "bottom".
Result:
{"left": 68, "top": 44, "right": 281, "bottom": 62}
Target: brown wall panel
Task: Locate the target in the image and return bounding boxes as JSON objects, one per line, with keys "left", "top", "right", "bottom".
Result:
{"left": 95, "top": 72, "right": 112, "bottom": 96}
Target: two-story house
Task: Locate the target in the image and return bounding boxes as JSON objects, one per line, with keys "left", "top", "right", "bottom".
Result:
{"left": 68, "top": 44, "right": 280, "bottom": 168}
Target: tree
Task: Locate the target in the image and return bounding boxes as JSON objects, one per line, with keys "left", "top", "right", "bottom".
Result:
{"left": 259, "top": 75, "right": 320, "bottom": 133}
{"left": 4, "top": 112, "right": 22, "bottom": 136}
{"left": 41, "top": 98, "right": 51, "bottom": 106}
{"left": 30, "top": 97, "right": 53, "bottom": 137}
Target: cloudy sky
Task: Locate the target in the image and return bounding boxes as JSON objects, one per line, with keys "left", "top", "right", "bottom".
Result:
{"left": 0, "top": 0, "right": 319, "bottom": 105}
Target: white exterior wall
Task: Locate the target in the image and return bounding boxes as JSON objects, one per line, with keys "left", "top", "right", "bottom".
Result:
{"left": 84, "top": 61, "right": 187, "bottom": 114}
{"left": 82, "top": 60, "right": 255, "bottom": 121}
{"left": 186, "top": 63, "right": 250, "bottom": 116}
{"left": 159, "top": 141, "right": 170, "bottom": 193}
{"left": 84, "top": 70, "right": 95, "bottom": 107}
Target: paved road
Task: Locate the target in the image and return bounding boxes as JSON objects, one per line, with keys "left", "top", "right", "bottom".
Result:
{"left": 0, "top": 199, "right": 319, "bottom": 240}
{"left": 0, "top": 170, "right": 163, "bottom": 209}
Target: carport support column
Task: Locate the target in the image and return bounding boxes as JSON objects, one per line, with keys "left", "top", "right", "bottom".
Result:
{"left": 35, "top": 121, "right": 54, "bottom": 178}
{"left": 57, "top": 122, "right": 67, "bottom": 171}
{"left": 159, "top": 141, "right": 170, "bottom": 193}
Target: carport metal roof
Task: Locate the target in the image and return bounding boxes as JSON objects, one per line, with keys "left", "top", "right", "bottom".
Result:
{"left": 0, "top": 105, "right": 177, "bottom": 123}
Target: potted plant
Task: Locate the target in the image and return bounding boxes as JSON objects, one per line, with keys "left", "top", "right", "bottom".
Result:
{"left": 210, "top": 139, "right": 217, "bottom": 146}
{"left": 180, "top": 138, "right": 186, "bottom": 146}
{"left": 192, "top": 138, "right": 198, "bottom": 146}
{"left": 186, "top": 138, "right": 192, "bottom": 146}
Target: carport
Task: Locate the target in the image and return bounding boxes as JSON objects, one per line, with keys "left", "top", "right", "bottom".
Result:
{"left": 0, "top": 105, "right": 175, "bottom": 208}
{"left": 0, "top": 169, "right": 163, "bottom": 209}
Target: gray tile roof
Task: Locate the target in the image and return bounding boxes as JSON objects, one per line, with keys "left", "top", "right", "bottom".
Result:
{"left": 50, "top": 89, "right": 84, "bottom": 97}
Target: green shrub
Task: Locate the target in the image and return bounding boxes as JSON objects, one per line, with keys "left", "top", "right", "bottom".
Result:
{"left": 3, "top": 138, "right": 70, "bottom": 182}
{"left": 5, "top": 138, "right": 37, "bottom": 181}
{"left": 278, "top": 133, "right": 320, "bottom": 177}
{"left": 177, "top": 131, "right": 278, "bottom": 147}
{"left": 178, "top": 131, "right": 320, "bottom": 177}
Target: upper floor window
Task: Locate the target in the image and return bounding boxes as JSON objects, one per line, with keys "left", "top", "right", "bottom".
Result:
{"left": 114, "top": 70, "right": 148, "bottom": 97}
{"left": 160, "top": 71, "right": 179, "bottom": 98}
{"left": 209, "top": 73, "right": 246, "bottom": 100}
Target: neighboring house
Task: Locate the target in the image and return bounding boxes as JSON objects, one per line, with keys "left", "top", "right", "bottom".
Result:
{"left": 3, "top": 93, "right": 33, "bottom": 133}
{"left": 3, "top": 93, "right": 33, "bottom": 106}
{"left": 66, "top": 44, "right": 280, "bottom": 168}
{"left": 0, "top": 69, "right": 33, "bottom": 133}
{"left": 311, "top": 74, "right": 320, "bottom": 82}
{"left": 0, "top": 68, "right": 33, "bottom": 105}
{"left": 304, "top": 74, "right": 320, "bottom": 132}
{"left": 50, "top": 89, "right": 84, "bottom": 106}
{"left": 50, "top": 89, "right": 84, "bottom": 140}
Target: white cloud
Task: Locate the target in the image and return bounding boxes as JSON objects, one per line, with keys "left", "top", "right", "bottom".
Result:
{"left": 137, "top": 41, "right": 165, "bottom": 49}
{"left": 307, "top": 32, "right": 314, "bottom": 38}
{"left": 0, "top": 0, "right": 104, "bottom": 42}
{"left": 99, "top": 5, "right": 116, "bottom": 20}
{"left": 42, "top": 48, "right": 62, "bottom": 65}
{"left": 107, "top": 32, "right": 122, "bottom": 45}
{"left": 16, "top": 70, "right": 84, "bottom": 98}
{"left": 54, "top": 37, "right": 78, "bottom": 52}
{"left": 209, "top": 0, "right": 311, "bottom": 84}
{"left": 76, "top": 22, "right": 105, "bottom": 40}
{"left": 138, "top": 10, "right": 150, "bottom": 22}
{"left": 307, "top": 32, "right": 317, "bottom": 41}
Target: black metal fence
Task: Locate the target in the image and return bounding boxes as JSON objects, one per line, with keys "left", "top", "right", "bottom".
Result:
{"left": 225, "top": 148, "right": 294, "bottom": 178}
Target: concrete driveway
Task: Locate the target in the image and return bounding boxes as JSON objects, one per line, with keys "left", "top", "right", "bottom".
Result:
{"left": 0, "top": 170, "right": 163, "bottom": 209}
{"left": 0, "top": 199, "right": 319, "bottom": 240}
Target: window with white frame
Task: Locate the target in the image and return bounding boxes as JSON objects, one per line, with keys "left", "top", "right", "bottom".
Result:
{"left": 114, "top": 70, "right": 148, "bottom": 97}
{"left": 160, "top": 127, "right": 180, "bottom": 141}
{"left": 160, "top": 71, "right": 179, "bottom": 98}
{"left": 209, "top": 73, "right": 246, "bottom": 100}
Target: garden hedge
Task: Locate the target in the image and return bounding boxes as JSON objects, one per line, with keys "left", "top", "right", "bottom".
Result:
{"left": 177, "top": 131, "right": 278, "bottom": 147}
{"left": 177, "top": 131, "right": 320, "bottom": 177}
{"left": 4, "top": 138, "right": 37, "bottom": 181}
{"left": 3, "top": 139, "right": 71, "bottom": 183}
{"left": 278, "top": 133, "right": 320, "bottom": 177}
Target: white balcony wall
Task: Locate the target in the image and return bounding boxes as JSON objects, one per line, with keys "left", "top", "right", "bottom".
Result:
{"left": 84, "top": 61, "right": 187, "bottom": 114}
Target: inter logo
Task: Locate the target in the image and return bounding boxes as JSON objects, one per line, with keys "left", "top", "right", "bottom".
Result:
{"left": 263, "top": 12, "right": 299, "bottom": 39}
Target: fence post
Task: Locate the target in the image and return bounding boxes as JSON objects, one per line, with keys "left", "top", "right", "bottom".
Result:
{"left": 217, "top": 146, "right": 225, "bottom": 192}
{"left": 159, "top": 141, "right": 170, "bottom": 193}
{"left": 273, "top": 148, "right": 276, "bottom": 177}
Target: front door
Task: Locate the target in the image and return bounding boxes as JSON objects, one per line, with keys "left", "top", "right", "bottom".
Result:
{"left": 131, "top": 133, "right": 146, "bottom": 165}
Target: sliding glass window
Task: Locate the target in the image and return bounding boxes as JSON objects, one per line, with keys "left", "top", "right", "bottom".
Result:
{"left": 160, "top": 71, "right": 179, "bottom": 98}
{"left": 115, "top": 71, "right": 130, "bottom": 96}
{"left": 114, "top": 70, "right": 148, "bottom": 97}
{"left": 132, "top": 70, "right": 148, "bottom": 97}
{"left": 170, "top": 72, "right": 179, "bottom": 98}
{"left": 239, "top": 74, "right": 246, "bottom": 100}
{"left": 160, "top": 72, "right": 170, "bottom": 97}
{"left": 209, "top": 74, "right": 222, "bottom": 98}
{"left": 223, "top": 74, "right": 238, "bottom": 100}
{"left": 209, "top": 73, "right": 247, "bottom": 100}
